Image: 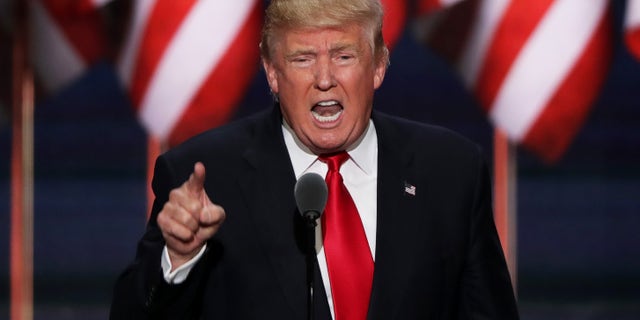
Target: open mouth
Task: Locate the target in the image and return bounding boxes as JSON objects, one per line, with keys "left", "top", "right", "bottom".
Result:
{"left": 311, "top": 100, "right": 343, "bottom": 123}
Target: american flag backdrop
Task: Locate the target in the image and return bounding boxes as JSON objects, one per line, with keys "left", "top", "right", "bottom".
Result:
{"left": 626, "top": 0, "right": 640, "bottom": 59}
{"left": 419, "top": 0, "right": 613, "bottom": 163}
{"left": 27, "top": 0, "right": 632, "bottom": 161}
{"left": 29, "top": 0, "right": 110, "bottom": 93}
{"left": 117, "top": 0, "right": 263, "bottom": 147}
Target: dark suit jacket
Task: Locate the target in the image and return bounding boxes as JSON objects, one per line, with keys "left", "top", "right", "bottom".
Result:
{"left": 110, "top": 106, "right": 519, "bottom": 319}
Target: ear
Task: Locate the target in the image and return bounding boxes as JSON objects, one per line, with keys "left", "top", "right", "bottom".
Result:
{"left": 262, "top": 58, "right": 279, "bottom": 94}
{"left": 373, "top": 55, "right": 387, "bottom": 90}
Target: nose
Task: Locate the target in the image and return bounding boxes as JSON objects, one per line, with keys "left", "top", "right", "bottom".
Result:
{"left": 314, "top": 58, "right": 336, "bottom": 91}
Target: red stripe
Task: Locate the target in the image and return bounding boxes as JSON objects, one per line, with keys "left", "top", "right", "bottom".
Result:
{"left": 381, "top": 0, "right": 407, "bottom": 50}
{"left": 626, "top": 27, "right": 640, "bottom": 60}
{"left": 41, "top": 0, "right": 107, "bottom": 64}
{"left": 129, "top": 0, "right": 198, "bottom": 110}
{"left": 474, "top": 0, "right": 554, "bottom": 112}
{"left": 522, "top": 6, "right": 613, "bottom": 163}
{"left": 423, "top": 0, "right": 478, "bottom": 65}
{"left": 417, "top": 0, "right": 442, "bottom": 16}
{"left": 167, "top": 1, "right": 262, "bottom": 147}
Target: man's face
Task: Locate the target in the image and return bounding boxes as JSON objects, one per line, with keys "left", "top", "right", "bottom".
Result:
{"left": 263, "top": 23, "right": 386, "bottom": 155}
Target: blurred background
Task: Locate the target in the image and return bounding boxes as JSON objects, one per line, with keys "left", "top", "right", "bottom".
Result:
{"left": 1, "top": 0, "right": 639, "bottom": 319}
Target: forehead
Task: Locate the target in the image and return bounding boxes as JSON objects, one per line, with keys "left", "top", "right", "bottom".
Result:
{"left": 274, "top": 24, "right": 369, "bottom": 52}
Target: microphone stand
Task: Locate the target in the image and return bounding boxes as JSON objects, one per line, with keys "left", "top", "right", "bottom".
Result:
{"left": 303, "top": 211, "right": 320, "bottom": 320}
{"left": 294, "top": 172, "right": 327, "bottom": 320}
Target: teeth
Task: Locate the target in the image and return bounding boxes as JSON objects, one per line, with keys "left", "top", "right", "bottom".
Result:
{"left": 317, "top": 100, "right": 338, "bottom": 106}
{"left": 312, "top": 109, "right": 342, "bottom": 122}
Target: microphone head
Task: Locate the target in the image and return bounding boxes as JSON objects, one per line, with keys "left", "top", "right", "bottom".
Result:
{"left": 294, "top": 172, "right": 328, "bottom": 221}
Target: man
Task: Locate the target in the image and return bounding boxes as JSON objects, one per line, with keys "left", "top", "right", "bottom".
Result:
{"left": 110, "top": 0, "right": 519, "bottom": 319}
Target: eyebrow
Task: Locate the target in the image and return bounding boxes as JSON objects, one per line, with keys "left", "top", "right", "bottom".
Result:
{"left": 285, "top": 49, "right": 316, "bottom": 60}
{"left": 285, "top": 41, "right": 362, "bottom": 58}
{"left": 329, "top": 43, "right": 359, "bottom": 54}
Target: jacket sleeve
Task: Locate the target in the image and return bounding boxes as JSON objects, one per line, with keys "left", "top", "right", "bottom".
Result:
{"left": 458, "top": 151, "right": 520, "bottom": 319}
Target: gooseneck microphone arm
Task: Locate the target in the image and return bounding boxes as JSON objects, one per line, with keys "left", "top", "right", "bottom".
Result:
{"left": 294, "top": 173, "right": 328, "bottom": 320}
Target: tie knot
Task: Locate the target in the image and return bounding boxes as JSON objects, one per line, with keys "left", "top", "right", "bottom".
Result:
{"left": 319, "top": 151, "right": 350, "bottom": 172}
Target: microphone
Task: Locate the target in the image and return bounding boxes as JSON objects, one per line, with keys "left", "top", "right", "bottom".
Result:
{"left": 294, "top": 172, "right": 328, "bottom": 223}
{"left": 294, "top": 172, "right": 327, "bottom": 320}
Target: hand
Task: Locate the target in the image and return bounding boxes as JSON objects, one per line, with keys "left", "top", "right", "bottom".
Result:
{"left": 157, "top": 162, "right": 225, "bottom": 270}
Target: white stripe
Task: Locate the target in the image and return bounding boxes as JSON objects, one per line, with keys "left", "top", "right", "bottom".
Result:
{"left": 117, "top": 0, "right": 155, "bottom": 86}
{"left": 139, "top": 0, "right": 255, "bottom": 140}
{"left": 626, "top": 0, "right": 640, "bottom": 30}
{"left": 489, "top": 0, "right": 607, "bottom": 141}
{"left": 458, "top": 0, "right": 510, "bottom": 86}
{"left": 30, "top": 1, "right": 86, "bottom": 92}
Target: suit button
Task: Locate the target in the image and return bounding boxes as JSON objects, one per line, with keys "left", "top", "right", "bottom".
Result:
{"left": 145, "top": 286, "right": 156, "bottom": 308}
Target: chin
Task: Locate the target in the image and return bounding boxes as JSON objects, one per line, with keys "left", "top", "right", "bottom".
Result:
{"left": 312, "top": 143, "right": 347, "bottom": 155}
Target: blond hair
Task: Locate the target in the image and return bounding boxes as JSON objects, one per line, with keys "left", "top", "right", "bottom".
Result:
{"left": 260, "top": 0, "right": 389, "bottom": 65}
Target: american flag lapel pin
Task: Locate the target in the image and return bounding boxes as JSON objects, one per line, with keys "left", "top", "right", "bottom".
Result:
{"left": 404, "top": 181, "right": 416, "bottom": 196}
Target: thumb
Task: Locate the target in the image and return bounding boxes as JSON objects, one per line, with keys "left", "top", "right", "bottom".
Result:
{"left": 185, "top": 162, "right": 206, "bottom": 196}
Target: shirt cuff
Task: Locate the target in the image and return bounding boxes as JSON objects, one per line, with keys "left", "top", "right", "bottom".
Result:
{"left": 161, "top": 245, "right": 207, "bottom": 284}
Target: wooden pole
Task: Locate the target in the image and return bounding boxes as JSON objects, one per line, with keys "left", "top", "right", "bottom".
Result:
{"left": 493, "top": 129, "right": 517, "bottom": 289}
{"left": 146, "top": 136, "right": 162, "bottom": 220}
{"left": 10, "top": 0, "right": 35, "bottom": 319}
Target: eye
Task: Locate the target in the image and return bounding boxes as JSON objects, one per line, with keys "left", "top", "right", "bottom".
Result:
{"left": 289, "top": 55, "right": 314, "bottom": 67}
{"left": 334, "top": 53, "right": 356, "bottom": 65}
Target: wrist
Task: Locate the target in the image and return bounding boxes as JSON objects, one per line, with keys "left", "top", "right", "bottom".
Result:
{"left": 167, "top": 247, "right": 202, "bottom": 271}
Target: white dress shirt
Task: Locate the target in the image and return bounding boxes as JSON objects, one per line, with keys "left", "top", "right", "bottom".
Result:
{"left": 161, "top": 119, "right": 379, "bottom": 319}
{"left": 283, "top": 120, "right": 378, "bottom": 318}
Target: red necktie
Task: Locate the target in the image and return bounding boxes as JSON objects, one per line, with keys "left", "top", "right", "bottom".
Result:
{"left": 320, "top": 152, "right": 373, "bottom": 320}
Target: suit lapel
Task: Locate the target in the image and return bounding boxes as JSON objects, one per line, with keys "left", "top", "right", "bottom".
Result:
{"left": 238, "top": 107, "right": 309, "bottom": 319}
{"left": 368, "top": 112, "right": 413, "bottom": 318}
{"left": 367, "top": 113, "right": 444, "bottom": 319}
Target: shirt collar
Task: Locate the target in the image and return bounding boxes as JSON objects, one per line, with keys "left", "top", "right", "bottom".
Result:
{"left": 282, "top": 119, "right": 378, "bottom": 178}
